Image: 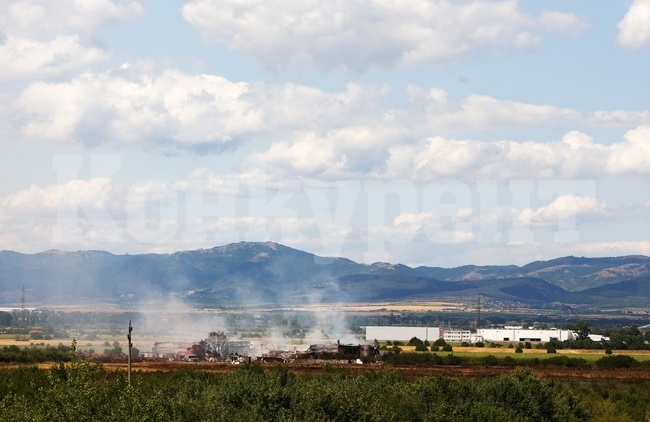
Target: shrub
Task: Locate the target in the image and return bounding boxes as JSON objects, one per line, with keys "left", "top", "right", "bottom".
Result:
{"left": 409, "top": 337, "right": 423, "bottom": 346}
{"left": 502, "top": 356, "right": 516, "bottom": 366}
{"left": 441, "top": 344, "right": 453, "bottom": 352}
{"left": 475, "top": 341, "right": 485, "bottom": 348}
{"left": 546, "top": 346, "right": 556, "bottom": 354}
{"left": 515, "top": 346, "right": 523, "bottom": 353}
{"left": 541, "top": 356, "right": 588, "bottom": 368}
{"left": 482, "top": 355, "right": 499, "bottom": 366}
{"left": 604, "top": 348, "right": 612, "bottom": 355}
{"left": 443, "top": 353, "right": 463, "bottom": 365}
{"left": 433, "top": 338, "right": 447, "bottom": 347}
{"left": 595, "top": 355, "right": 637, "bottom": 369}
{"left": 386, "top": 352, "right": 442, "bottom": 365}
{"left": 524, "top": 341, "right": 532, "bottom": 349}
{"left": 415, "top": 343, "right": 428, "bottom": 352}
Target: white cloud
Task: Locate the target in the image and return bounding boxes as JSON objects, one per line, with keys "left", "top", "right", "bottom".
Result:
{"left": 182, "top": 0, "right": 588, "bottom": 71}
{"left": 251, "top": 125, "right": 409, "bottom": 177}
{"left": 9, "top": 69, "right": 390, "bottom": 150}
{"left": 0, "top": 0, "right": 143, "bottom": 37}
{"left": 0, "top": 35, "right": 109, "bottom": 82}
{"left": 382, "top": 128, "right": 650, "bottom": 181}
{"left": 605, "top": 126, "right": 650, "bottom": 174}
{"left": 11, "top": 69, "right": 265, "bottom": 148}
{"left": 408, "top": 86, "right": 650, "bottom": 131}
{"left": 516, "top": 195, "right": 609, "bottom": 228}
{"left": 617, "top": 0, "right": 650, "bottom": 49}
{"left": 0, "top": 0, "right": 143, "bottom": 81}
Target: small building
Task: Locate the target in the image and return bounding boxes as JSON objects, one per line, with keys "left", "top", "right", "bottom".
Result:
{"left": 441, "top": 329, "right": 473, "bottom": 343}
{"left": 337, "top": 343, "right": 361, "bottom": 356}
{"left": 152, "top": 342, "right": 189, "bottom": 359}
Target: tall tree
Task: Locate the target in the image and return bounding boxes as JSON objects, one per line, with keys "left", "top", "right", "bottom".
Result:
{"left": 573, "top": 320, "right": 591, "bottom": 341}
{"left": 205, "top": 331, "right": 228, "bottom": 359}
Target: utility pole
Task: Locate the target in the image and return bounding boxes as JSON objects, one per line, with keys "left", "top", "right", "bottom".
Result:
{"left": 127, "top": 320, "right": 133, "bottom": 386}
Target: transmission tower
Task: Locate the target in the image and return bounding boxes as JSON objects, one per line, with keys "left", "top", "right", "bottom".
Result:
{"left": 476, "top": 294, "right": 482, "bottom": 331}
{"left": 21, "top": 283, "right": 26, "bottom": 325}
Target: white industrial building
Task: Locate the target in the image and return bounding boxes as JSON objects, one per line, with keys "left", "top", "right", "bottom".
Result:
{"left": 366, "top": 325, "right": 576, "bottom": 343}
{"left": 477, "top": 328, "right": 574, "bottom": 343}
{"left": 365, "top": 326, "right": 440, "bottom": 342}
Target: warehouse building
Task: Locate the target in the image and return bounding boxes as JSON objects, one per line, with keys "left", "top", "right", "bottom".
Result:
{"left": 477, "top": 328, "right": 574, "bottom": 343}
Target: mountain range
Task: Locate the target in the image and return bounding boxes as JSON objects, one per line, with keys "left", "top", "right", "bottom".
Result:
{"left": 1, "top": 242, "right": 649, "bottom": 308}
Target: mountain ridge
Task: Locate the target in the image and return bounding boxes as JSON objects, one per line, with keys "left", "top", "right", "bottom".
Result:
{"left": 1, "top": 242, "right": 649, "bottom": 307}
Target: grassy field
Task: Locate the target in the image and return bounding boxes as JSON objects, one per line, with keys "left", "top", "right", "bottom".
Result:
{"left": 396, "top": 345, "right": 650, "bottom": 362}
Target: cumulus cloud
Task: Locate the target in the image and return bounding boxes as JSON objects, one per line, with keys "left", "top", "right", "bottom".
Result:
{"left": 9, "top": 68, "right": 391, "bottom": 150}
{"left": 0, "top": 0, "right": 143, "bottom": 81}
{"left": 516, "top": 195, "right": 609, "bottom": 228}
{"left": 382, "top": 127, "right": 650, "bottom": 181}
{"left": 605, "top": 125, "right": 650, "bottom": 174}
{"left": 251, "top": 126, "right": 410, "bottom": 177}
{"left": 182, "top": 0, "right": 589, "bottom": 72}
{"left": 408, "top": 86, "right": 581, "bottom": 129}
{"left": 0, "top": 35, "right": 110, "bottom": 82}
{"left": 252, "top": 125, "right": 650, "bottom": 181}
{"left": 617, "top": 0, "right": 650, "bottom": 49}
{"left": 11, "top": 68, "right": 265, "bottom": 148}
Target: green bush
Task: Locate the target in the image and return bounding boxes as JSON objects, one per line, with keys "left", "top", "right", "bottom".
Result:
{"left": 541, "top": 356, "right": 588, "bottom": 368}
{"left": 595, "top": 355, "right": 638, "bottom": 369}
{"left": 408, "top": 337, "right": 423, "bottom": 346}
{"left": 481, "top": 355, "right": 499, "bottom": 366}
{"left": 414, "top": 343, "right": 428, "bottom": 352}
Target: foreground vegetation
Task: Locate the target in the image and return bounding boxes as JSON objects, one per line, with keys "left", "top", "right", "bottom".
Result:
{"left": 0, "top": 361, "right": 649, "bottom": 421}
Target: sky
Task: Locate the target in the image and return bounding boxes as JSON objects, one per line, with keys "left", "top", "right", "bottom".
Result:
{"left": 1, "top": 0, "right": 650, "bottom": 268}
